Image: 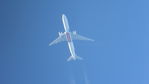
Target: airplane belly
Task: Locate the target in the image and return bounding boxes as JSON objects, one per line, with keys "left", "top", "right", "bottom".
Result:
{"left": 62, "top": 14, "right": 70, "bottom": 32}
{"left": 68, "top": 42, "right": 76, "bottom": 57}
{"left": 65, "top": 32, "right": 72, "bottom": 42}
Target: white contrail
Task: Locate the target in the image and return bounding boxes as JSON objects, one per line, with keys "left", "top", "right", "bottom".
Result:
{"left": 80, "top": 61, "right": 91, "bottom": 84}
{"left": 83, "top": 71, "right": 90, "bottom": 84}
{"left": 67, "top": 61, "right": 91, "bottom": 84}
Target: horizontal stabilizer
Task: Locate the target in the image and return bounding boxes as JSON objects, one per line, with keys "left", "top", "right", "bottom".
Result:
{"left": 67, "top": 56, "right": 83, "bottom": 61}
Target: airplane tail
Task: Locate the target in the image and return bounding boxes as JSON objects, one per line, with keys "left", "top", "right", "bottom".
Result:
{"left": 67, "top": 56, "right": 83, "bottom": 61}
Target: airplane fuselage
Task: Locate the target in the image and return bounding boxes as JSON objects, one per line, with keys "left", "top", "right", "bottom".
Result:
{"left": 49, "top": 14, "right": 93, "bottom": 61}
{"left": 62, "top": 14, "right": 77, "bottom": 59}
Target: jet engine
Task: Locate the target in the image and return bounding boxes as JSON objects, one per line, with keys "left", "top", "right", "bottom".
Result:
{"left": 73, "top": 31, "right": 77, "bottom": 35}
{"left": 58, "top": 32, "right": 63, "bottom": 36}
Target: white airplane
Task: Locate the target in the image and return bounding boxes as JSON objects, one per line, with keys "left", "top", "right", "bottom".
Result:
{"left": 49, "top": 14, "right": 94, "bottom": 61}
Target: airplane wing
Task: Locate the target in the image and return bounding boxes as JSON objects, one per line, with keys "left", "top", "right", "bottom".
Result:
{"left": 71, "top": 32, "right": 94, "bottom": 41}
{"left": 49, "top": 34, "right": 67, "bottom": 46}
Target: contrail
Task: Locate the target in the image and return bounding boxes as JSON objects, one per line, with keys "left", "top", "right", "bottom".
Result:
{"left": 83, "top": 71, "right": 90, "bottom": 84}
{"left": 81, "top": 61, "right": 91, "bottom": 84}
{"left": 67, "top": 60, "right": 91, "bottom": 84}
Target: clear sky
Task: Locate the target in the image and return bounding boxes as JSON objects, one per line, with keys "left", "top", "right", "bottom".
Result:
{"left": 1, "top": 0, "right": 149, "bottom": 84}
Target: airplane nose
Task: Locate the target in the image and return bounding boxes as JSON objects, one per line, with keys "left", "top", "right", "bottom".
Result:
{"left": 62, "top": 14, "right": 66, "bottom": 18}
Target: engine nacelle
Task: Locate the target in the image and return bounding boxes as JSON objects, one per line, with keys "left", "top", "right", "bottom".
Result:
{"left": 73, "top": 31, "right": 77, "bottom": 35}
{"left": 58, "top": 32, "right": 63, "bottom": 36}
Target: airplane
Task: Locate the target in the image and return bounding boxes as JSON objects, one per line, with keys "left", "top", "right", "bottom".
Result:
{"left": 49, "top": 14, "right": 94, "bottom": 61}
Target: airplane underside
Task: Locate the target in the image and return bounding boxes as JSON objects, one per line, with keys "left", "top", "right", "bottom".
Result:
{"left": 49, "top": 14, "right": 94, "bottom": 61}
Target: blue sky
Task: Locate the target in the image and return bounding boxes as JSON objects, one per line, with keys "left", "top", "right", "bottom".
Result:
{"left": 1, "top": 0, "right": 149, "bottom": 84}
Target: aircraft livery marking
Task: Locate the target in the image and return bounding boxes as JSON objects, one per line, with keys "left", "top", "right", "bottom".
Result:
{"left": 66, "top": 32, "right": 71, "bottom": 42}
